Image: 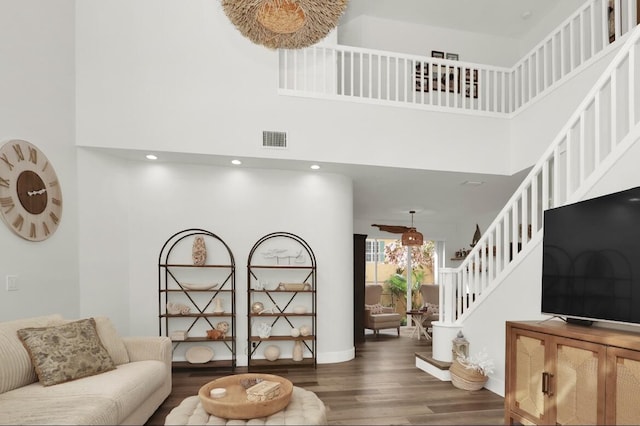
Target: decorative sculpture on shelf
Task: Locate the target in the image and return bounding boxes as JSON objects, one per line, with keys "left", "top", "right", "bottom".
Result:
{"left": 252, "top": 302, "right": 265, "bottom": 314}
{"left": 262, "top": 248, "right": 305, "bottom": 264}
{"left": 166, "top": 302, "right": 190, "bottom": 315}
{"left": 206, "top": 321, "right": 229, "bottom": 339}
{"left": 255, "top": 322, "right": 272, "bottom": 339}
{"left": 192, "top": 236, "right": 207, "bottom": 266}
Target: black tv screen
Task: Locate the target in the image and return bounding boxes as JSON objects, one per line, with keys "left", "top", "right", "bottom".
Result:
{"left": 541, "top": 186, "right": 640, "bottom": 325}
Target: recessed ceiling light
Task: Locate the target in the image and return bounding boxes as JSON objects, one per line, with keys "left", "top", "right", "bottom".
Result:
{"left": 231, "top": 159, "right": 242, "bottom": 165}
{"left": 145, "top": 154, "right": 158, "bottom": 160}
{"left": 462, "top": 180, "right": 484, "bottom": 186}
{"left": 310, "top": 164, "right": 320, "bottom": 170}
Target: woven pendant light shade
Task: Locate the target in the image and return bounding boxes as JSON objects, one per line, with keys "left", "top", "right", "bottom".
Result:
{"left": 257, "top": 0, "right": 306, "bottom": 34}
{"left": 402, "top": 228, "right": 423, "bottom": 246}
{"left": 221, "top": 0, "right": 349, "bottom": 50}
{"left": 402, "top": 211, "right": 423, "bottom": 246}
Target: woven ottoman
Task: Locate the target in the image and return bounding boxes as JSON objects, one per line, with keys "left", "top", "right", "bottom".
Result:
{"left": 164, "top": 386, "right": 327, "bottom": 425}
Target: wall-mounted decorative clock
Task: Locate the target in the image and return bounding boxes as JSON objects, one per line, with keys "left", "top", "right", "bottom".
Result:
{"left": 0, "top": 139, "right": 63, "bottom": 241}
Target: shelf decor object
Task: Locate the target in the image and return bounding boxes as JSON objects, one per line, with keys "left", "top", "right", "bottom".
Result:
{"left": 182, "top": 283, "right": 219, "bottom": 291}
{"left": 192, "top": 236, "right": 207, "bottom": 265}
{"left": 221, "top": 0, "right": 348, "bottom": 49}
{"left": 247, "top": 231, "right": 317, "bottom": 369}
{"left": 158, "top": 228, "right": 236, "bottom": 370}
{"left": 185, "top": 346, "right": 214, "bottom": 364}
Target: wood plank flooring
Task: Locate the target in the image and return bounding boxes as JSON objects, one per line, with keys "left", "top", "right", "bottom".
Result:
{"left": 145, "top": 328, "right": 504, "bottom": 425}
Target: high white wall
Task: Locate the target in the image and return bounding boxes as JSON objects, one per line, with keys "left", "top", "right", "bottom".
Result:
{"left": 0, "top": 0, "right": 78, "bottom": 321}
{"left": 77, "top": 149, "right": 355, "bottom": 364}
{"left": 338, "top": 15, "right": 521, "bottom": 67}
{"left": 518, "top": 0, "right": 590, "bottom": 56}
{"left": 75, "top": 0, "right": 512, "bottom": 177}
{"left": 509, "top": 46, "right": 620, "bottom": 173}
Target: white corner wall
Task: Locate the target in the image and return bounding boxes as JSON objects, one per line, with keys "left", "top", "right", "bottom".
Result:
{"left": 77, "top": 149, "right": 355, "bottom": 364}
{"left": 0, "top": 0, "right": 78, "bottom": 321}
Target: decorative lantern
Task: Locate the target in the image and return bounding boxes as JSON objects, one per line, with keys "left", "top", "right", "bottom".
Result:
{"left": 452, "top": 330, "right": 469, "bottom": 360}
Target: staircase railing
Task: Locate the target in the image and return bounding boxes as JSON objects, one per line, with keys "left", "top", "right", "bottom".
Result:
{"left": 438, "top": 24, "right": 640, "bottom": 325}
{"left": 279, "top": 0, "right": 636, "bottom": 116}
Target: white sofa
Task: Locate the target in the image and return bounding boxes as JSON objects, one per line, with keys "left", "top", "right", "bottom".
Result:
{"left": 0, "top": 314, "right": 172, "bottom": 425}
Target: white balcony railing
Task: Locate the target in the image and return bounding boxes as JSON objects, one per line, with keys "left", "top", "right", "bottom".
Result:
{"left": 279, "top": 0, "right": 636, "bottom": 116}
{"left": 439, "top": 24, "right": 640, "bottom": 325}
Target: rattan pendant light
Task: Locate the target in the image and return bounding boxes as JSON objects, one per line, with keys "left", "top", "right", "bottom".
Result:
{"left": 221, "top": 0, "right": 349, "bottom": 49}
{"left": 401, "top": 211, "right": 424, "bottom": 246}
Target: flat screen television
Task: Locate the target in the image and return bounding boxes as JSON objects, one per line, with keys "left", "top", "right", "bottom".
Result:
{"left": 541, "top": 186, "right": 640, "bottom": 325}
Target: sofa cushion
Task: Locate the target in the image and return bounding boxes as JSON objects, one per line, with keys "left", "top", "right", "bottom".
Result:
{"left": 0, "top": 314, "right": 64, "bottom": 394}
{"left": 76, "top": 316, "right": 130, "bottom": 365}
{"left": 17, "top": 318, "right": 116, "bottom": 386}
{"left": 0, "top": 360, "right": 167, "bottom": 425}
{"left": 61, "top": 317, "right": 129, "bottom": 365}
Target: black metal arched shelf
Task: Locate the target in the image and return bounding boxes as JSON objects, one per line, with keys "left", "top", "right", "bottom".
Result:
{"left": 158, "top": 228, "right": 236, "bottom": 370}
{"left": 247, "top": 231, "right": 317, "bottom": 370}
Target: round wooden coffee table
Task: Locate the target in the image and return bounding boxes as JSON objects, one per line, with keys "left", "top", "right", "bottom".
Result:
{"left": 164, "top": 385, "right": 327, "bottom": 425}
{"left": 198, "top": 373, "right": 292, "bottom": 419}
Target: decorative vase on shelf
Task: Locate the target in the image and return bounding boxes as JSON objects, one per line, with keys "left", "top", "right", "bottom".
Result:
{"left": 292, "top": 340, "right": 303, "bottom": 361}
{"left": 213, "top": 298, "right": 224, "bottom": 313}
{"left": 264, "top": 345, "right": 280, "bottom": 361}
{"left": 192, "top": 236, "right": 207, "bottom": 266}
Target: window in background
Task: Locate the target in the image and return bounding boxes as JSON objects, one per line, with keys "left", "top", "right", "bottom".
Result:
{"left": 365, "top": 240, "right": 385, "bottom": 262}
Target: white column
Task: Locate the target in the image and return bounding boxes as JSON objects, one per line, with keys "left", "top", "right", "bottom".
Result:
{"left": 406, "top": 245, "right": 412, "bottom": 314}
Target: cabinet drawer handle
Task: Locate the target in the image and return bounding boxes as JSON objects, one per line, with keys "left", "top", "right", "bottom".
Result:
{"left": 541, "top": 372, "right": 554, "bottom": 396}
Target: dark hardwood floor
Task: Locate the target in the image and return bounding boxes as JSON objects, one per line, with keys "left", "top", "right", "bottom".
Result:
{"left": 146, "top": 328, "right": 504, "bottom": 425}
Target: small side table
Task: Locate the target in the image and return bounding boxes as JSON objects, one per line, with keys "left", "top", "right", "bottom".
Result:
{"left": 406, "top": 310, "right": 432, "bottom": 340}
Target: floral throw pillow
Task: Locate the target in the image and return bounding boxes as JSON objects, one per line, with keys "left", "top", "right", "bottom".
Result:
{"left": 17, "top": 318, "right": 116, "bottom": 386}
{"left": 365, "top": 303, "right": 386, "bottom": 314}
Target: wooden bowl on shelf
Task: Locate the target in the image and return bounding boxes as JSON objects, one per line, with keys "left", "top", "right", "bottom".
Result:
{"left": 198, "top": 373, "right": 293, "bottom": 419}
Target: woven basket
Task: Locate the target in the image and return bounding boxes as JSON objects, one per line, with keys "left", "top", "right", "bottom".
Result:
{"left": 450, "top": 359, "right": 488, "bottom": 391}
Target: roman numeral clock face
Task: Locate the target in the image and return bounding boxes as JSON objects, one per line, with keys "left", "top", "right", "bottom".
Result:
{"left": 0, "top": 140, "right": 63, "bottom": 241}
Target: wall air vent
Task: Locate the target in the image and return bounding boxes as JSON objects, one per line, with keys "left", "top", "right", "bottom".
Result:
{"left": 262, "top": 131, "right": 287, "bottom": 149}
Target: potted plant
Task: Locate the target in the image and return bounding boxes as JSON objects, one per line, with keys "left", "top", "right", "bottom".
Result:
{"left": 449, "top": 348, "right": 494, "bottom": 391}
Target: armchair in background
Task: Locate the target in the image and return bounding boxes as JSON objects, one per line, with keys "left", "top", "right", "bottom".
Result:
{"left": 364, "top": 284, "right": 401, "bottom": 336}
